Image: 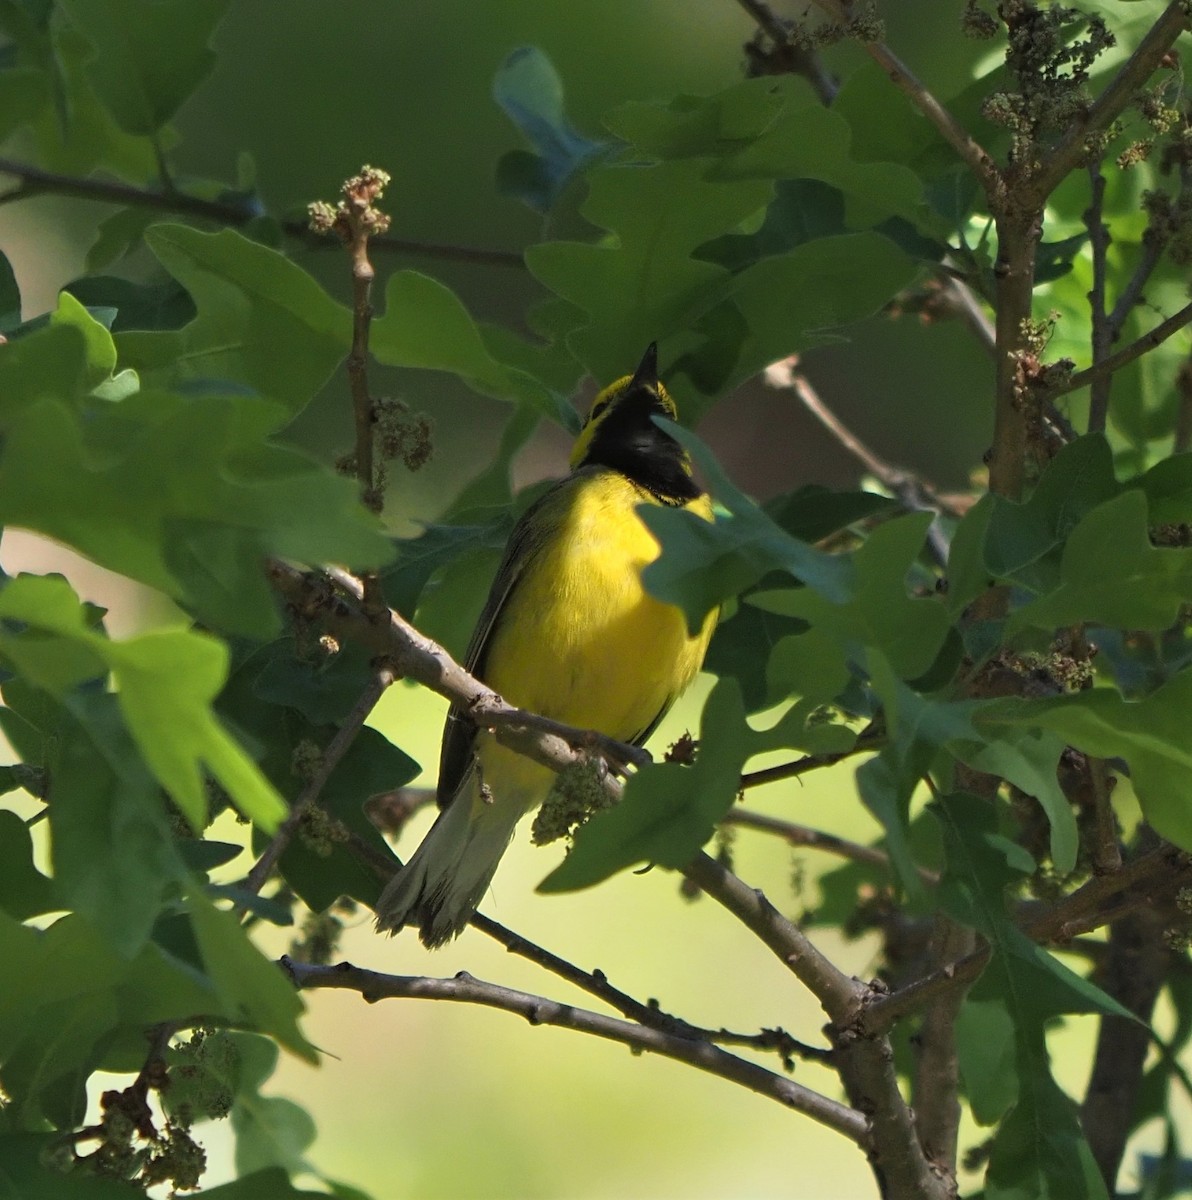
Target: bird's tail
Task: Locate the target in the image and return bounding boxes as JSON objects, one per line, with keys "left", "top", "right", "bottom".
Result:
{"left": 374, "top": 777, "right": 523, "bottom": 948}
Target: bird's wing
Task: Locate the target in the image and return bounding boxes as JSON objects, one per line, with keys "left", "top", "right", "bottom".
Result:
{"left": 436, "top": 478, "right": 572, "bottom": 805}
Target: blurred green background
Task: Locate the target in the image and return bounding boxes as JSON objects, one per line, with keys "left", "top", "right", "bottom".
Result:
{"left": 0, "top": 1, "right": 1024, "bottom": 1196}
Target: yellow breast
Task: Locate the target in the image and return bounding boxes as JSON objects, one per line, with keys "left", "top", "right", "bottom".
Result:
{"left": 484, "top": 469, "right": 714, "bottom": 746}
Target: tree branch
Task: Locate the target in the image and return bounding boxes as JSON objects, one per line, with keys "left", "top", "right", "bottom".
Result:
{"left": 1037, "top": 1, "right": 1192, "bottom": 199}
{"left": 279, "top": 956, "right": 869, "bottom": 1144}
{"left": 268, "top": 561, "right": 649, "bottom": 779}
{"left": 1081, "top": 905, "right": 1173, "bottom": 1191}
{"left": 1047, "top": 300, "right": 1192, "bottom": 402}
{"left": 911, "top": 916, "right": 976, "bottom": 1183}
{"left": 722, "top": 808, "right": 941, "bottom": 888}
{"left": 860, "top": 840, "right": 1192, "bottom": 1036}
{"left": 0, "top": 156, "right": 525, "bottom": 268}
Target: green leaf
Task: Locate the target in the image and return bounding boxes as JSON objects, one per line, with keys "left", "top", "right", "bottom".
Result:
{"left": 0, "top": 811, "right": 57, "bottom": 920}
{"left": 539, "top": 678, "right": 750, "bottom": 891}
{"left": 58, "top": 0, "right": 232, "bottom": 134}
{"left": 981, "top": 669, "right": 1192, "bottom": 851}
{"left": 65, "top": 273, "right": 196, "bottom": 333}
{"left": 607, "top": 77, "right": 929, "bottom": 231}
{"left": 0, "top": 383, "right": 392, "bottom": 636}
{"left": 252, "top": 639, "right": 381, "bottom": 727}
{"left": 229, "top": 1033, "right": 315, "bottom": 1177}
{"left": 1012, "top": 490, "right": 1192, "bottom": 633}
{"left": 187, "top": 892, "right": 315, "bottom": 1062}
{"left": 0, "top": 322, "right": 86, "bottom": 408}
{"left": 274, "top": 727, "right": 412, "bottom": 912}
{"left": 84, "top": 207, "right": 160, "bottom": 273}
{"left": 954, "top": 726, "right": 1077, "bottom": 874}
{"left": 0, "top": 911, "right": 224, "bottom": 1127}
{"left": 0, "top": 574, "right": 286, "bottom": 831}
{"left": 936, "top": 795, "right": 1120, "bottom": 1200}
{"left": 0, "top": 1132, "right": 145, "bottom": 1197}
{"left": 27, "top": 25, "right": 157, "bottom": 179}
{"left": 541, "top": 678, "right": 850, "bottom": 892}
{"left": 984, "top": 1069, "right": 1110, "bottom": 1200}
{"left": 752, "top": 512, "right": 951, "bottom": 681}
{"left": 946, "top": 493, "right": 995, "bottom": 616}
{"left": 195, "top": 1167, "right": 333, "bottom": 1199}
{"left": 120, "top": 225, "right": 351, "bottom": 416}
{"left": 0, "top": 247, "right": 20, "bottom": 330}
{"left": 381, "top": 517, "right": 514, "bottom": 621}
{"left": 526, "top": 157, "right": 774, "bottom": 391}
{"left": 984, "top": 435, "right": 1120, "bottom": 596}
{"left": 641, "top": 421, "right": 851, "bottom": 634}
{"left": 49, "top": 694, "right": 184, "bottom": 956}
{"left": 370, "top": 271, "right": 571, "bottom": 425}
{"left": 492, "top": 46, "right": 607, "bottom": 213}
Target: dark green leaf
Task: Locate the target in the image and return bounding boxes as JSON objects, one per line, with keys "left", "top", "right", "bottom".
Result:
{"left": 1012, "top": 491, "right": 1192, "bottom": 633}
{"left": 0, "top": 810, "right": 57, "bottom": 919}
{"left": 274, "top": 727, "right": 411, "bottom": 912}
{"left": 984, "top": 436, "right": 1120, "bottom": 596}
{"left": 58, "top": 0, "right": 232, "bottom": 134}
{"left": 541, "top": 678, "right": 852, "bottom": 892}
{"left": 195, "top": 1167, "right": 332, "bottom": 1199}
{"left": 0, "top": 1132, "right": 145, "bottom": 1197}
{"left": 65, "top": 274, "right": 196, "bottom": 333}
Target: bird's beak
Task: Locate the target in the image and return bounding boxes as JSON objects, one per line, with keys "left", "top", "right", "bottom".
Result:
{"left": 628, "top": 343, "right": 659, "bottom": 394}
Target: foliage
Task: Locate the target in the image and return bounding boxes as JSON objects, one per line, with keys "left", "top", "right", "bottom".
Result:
{"left": 2, "top": 2, "right": 1192, "bottom": 1198}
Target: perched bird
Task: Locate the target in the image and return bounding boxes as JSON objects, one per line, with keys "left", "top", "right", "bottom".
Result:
{"left": 375, "top": 345, "right": 716, "bottom": 947}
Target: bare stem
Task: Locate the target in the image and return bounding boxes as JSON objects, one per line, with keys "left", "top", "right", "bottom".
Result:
{"left": 279, "top": 956, "right": 869, "bottom": 1143}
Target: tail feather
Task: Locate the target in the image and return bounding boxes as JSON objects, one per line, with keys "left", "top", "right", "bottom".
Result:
{"left": 374, "top": 783, "right": 522, "bottom": 948}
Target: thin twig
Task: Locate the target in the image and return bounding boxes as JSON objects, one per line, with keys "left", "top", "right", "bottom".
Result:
{"left": 1107, "top": 231, "right": 1169, "bottom": 343}
{"left": 279, "top": 956, "right": 869, "bottom": 1143}
{"left": 309, "top": 168, "right": 393, "bottom": 615}
{"left": 344, "top": 828, "right": 831, "bottom": 1069}
{"left": 722, "top": 808, "right": 940, "bottom": 887}
{"left": 243, "top": 665, "right": 397, "bottom": 898}
{"left": 939, "top": 262, "right": 997, "bottom": 356}
{"left": 1048, "top": 300, "right": 1192, "bottom": 401}
{"left": 0, "top": 157, "right": 525, "bottom": 268}
{"left": 1086, "top": 162, "right": 1114, "bottom": 433}
{"left": 766, "top": 358, "right": 957, "bottom": 566}
{"left": 740, "top": 732, "right": 881, "bottom": 792}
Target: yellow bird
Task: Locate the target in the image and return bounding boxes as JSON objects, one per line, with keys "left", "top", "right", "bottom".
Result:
{"left": 375, "top": 345, "right": 716, "bottom": 947}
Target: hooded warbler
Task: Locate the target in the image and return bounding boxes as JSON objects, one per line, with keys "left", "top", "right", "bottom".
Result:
{"left": 375, "top": 345, "right": 716, "bottom": 947}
